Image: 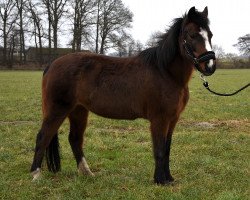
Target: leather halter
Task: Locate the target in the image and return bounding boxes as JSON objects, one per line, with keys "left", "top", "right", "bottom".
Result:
{"left": 183, "top": 40, "right": 216, "bottom": 75}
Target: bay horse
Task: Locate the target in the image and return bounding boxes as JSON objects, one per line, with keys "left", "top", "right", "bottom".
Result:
{"left": 31, "top": 6, "right": 216, "bottom": 184}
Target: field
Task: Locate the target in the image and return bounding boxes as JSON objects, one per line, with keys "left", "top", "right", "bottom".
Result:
{"left": 0, "top": 69, "right": 249, "bottom": 200}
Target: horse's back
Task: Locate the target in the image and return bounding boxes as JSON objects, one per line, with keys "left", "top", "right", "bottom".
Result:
{"left": 42, "top": 53, "right": 150, "bottom": 119}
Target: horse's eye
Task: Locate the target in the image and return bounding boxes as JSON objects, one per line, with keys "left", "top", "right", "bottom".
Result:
{"left": 190, "top": 33, "right": 199, "bottom": 39}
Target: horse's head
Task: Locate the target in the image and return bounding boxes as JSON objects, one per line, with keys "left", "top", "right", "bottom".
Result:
{"left": 181, "top": 7, "right": 216, "bottom": 76}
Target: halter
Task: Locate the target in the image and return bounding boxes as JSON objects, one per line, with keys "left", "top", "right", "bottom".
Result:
{"left": 183, "top": 40, "right": 216, "bottom": 75}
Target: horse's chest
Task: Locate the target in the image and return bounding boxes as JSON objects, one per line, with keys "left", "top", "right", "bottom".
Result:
{"left": 162, "top": 87, "right": 189, "bottom": 116}
{"left": 176, "top": 88, "right": 189, "bottom": 114}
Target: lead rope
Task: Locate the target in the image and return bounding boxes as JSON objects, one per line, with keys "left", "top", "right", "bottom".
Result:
{"left": 199, "top": 74, "right": 250, "bottom": 96}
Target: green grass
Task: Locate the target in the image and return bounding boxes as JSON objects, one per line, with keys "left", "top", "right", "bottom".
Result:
{"left": 0, "top": 69, "right": 249, "bottom": 199}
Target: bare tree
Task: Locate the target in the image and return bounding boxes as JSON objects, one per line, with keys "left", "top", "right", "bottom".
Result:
{"left": 69, "top": 0, "right": 95, "bottom": 52}
{"left": 26, "top": 0, "right": 45, "bottom": 66}
{"left": 109, "top": 30, "right": 132, "bottom": 57}
{"left": 15, "top": 0, "right": 27, "bottom": 64}
{"left": 0, "top": 0, "right": 17, "bottom": 66}
{"left": 95, "top": 0, "right": 100, "bottom": 53}
{"left": 42, "top": 0, "right": 67, "bottom": 61}
{"left": 7, "top": 26, "right": 19, "bottom": 66}
{"left": 145, "top": 31, "right": 162, "bottom": 48}
{"left": 234, "top": 34, "right": 250, "bottom": 56}
{"left": 95, "top": 0, "right": 133, "bottom": 54}
{"left": 135, "top": 40, "right": 144, "bottom": 53}
{"left": 213, "top": 44, "right": 225, "bottom": 59}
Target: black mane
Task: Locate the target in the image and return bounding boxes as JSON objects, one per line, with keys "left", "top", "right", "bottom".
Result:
{"left": 138, "top": 10, "right": 210, "bottom": 74}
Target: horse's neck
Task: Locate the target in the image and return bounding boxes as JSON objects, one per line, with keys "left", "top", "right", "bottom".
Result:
{"left": 168, "top": 55, "right": 194, "bottom": 87}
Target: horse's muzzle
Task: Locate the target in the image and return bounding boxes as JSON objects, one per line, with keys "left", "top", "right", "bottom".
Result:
{"left": 183, "top": 41, "right": 216, "bottom": 76}
{"left": 196, "top": 51, "right": 216, "bottom": 76}
{"left": 204, "top": 59, "right": 216, "bottom": 76}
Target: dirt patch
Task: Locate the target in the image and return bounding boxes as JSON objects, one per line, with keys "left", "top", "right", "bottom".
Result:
{"left": 195, "top": 122, "right": 215, "bottom": 128}
{"left": 214, "top": 119, "right": 250, "bottom": 127}
{"left": 179, "top": 119, "right": 250, "bottom": 129}
{"left": 0, "top": 120, "right": 36, "bottom": 125}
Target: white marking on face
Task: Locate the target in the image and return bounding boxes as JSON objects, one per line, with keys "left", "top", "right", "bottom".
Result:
{"left": 199, "top": 28, "right": 214, "bottom": 68}
{"left": 199, "top": 28, "right": 212, "bottom": 51}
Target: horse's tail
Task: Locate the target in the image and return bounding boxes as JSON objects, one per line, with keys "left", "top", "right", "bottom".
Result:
{"left": 42, "top": 64, "right": 61, "bottom": 173}
{"left": 43, "top": 65, "right": 50, "bottom": 76}
{"left": 46, "top": 133, "right": 61, "bottom": 173}
{"left": 42, "top": 66, "right": 49, "bottom": 117}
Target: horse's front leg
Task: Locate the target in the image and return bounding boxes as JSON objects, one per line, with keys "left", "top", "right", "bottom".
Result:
{"left": 164, "top": 132, "right": 174, "bottom": 182}
{"left": 164, "top": 117, "right": 179, "bottom": 182}
{"left": 150, "top": 118, "right": 172, "bottom": 184}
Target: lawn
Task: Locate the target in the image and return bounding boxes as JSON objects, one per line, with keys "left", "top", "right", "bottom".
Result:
{"left": 0, "top": 69, "right": 249, "bottom": 199}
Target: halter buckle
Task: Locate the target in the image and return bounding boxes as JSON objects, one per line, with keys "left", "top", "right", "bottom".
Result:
{"left": 199, "top": 74, "right": 207, "bottom": 82}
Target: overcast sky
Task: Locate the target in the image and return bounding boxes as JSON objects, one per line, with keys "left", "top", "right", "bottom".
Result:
{"left": 122, "top": 0, "right": 250, "bottom": 54}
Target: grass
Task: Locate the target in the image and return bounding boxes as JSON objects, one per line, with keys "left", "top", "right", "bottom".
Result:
{"left": 0, "top": 69, "right": 249, "bottom": 199}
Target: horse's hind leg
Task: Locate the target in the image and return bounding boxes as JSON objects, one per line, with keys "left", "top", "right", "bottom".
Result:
{"left": 31, "top": 114, "right": 67, "bottom": 181}
{"left": 68, "top": 105, "right": 94, "bottom": 176}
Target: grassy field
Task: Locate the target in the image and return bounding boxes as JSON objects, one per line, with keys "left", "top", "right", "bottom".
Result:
{"left": 0, "top": 69, "right": 249, "bottom": 200}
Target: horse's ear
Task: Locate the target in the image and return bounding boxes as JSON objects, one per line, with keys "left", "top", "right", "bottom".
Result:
{"left": 188, "top": 6, "right": 196, "bottom": 20}
{"left": 202, "top": 6, "right": 208, "bottom": 18}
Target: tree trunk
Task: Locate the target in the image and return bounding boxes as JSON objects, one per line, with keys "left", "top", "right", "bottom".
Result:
{"left": 3, "top": 20, "right": 7, "bottom": 65}
{"left": 95, "top": 0, "right": 100, "bottom": 53}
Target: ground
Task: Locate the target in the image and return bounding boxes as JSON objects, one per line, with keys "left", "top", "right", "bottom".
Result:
{"left": 0, "top": 69, "right": 249, "bottom": 199}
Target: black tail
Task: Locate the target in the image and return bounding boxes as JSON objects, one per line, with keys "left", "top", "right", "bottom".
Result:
{"left": 46, "top": 134, "right": 61, "bottom": 173}
{"left": 43, "top": 65, "right": 50, "bottom": 76}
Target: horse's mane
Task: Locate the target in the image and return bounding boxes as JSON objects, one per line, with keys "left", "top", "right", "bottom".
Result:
{"left": 138, "top": 10, "right": 209, "bottom": 74}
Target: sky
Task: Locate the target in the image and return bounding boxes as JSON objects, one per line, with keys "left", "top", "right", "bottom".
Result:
{"left": 122, "top": 0, "right": 250, "bottom": 54}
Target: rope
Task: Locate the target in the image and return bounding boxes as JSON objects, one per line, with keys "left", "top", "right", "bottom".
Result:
{"left": 200, "top": 74, "right": 250, "bottom": 96}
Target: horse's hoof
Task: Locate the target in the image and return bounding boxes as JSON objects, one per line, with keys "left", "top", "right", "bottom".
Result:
{"left": 166, "top": 175, "right": 174, "bottom": 182}
{"left": 31, "top": 168, "right": 41, "bottom": 182}
{"left": 154, "top": 176, "right": 175, "bottom": 185}
{"left": 78, "top": 157, "right": 95, "bottom": 177}
{"left": 78, "top": 168, "right": 95, "bottom": 177}
{"left": 154, "top": 176, "right": 167, "bottom": 185}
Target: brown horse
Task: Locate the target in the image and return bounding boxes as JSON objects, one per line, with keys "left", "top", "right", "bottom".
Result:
{"left": 31, "top": 7, "right": 216, "bottom": 184}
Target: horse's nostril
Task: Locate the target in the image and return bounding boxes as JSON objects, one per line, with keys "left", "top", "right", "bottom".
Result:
{"left": 205, "top": 59, "right": 215, "bottom": 70}
{"left": 204, "top": 59, "right": 216, "bottom": 75}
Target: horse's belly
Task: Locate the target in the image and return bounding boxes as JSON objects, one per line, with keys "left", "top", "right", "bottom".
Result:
{"left": 83, "top": 95, "right": 142, "bottom": 120}
{"left": 88, "top": 104, "right": 140, "bottom": 120}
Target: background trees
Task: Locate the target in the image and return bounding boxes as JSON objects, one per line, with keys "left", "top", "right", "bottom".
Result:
{"left": 234, "top": 34, "right": 250, "bottom": 57}
{"left": 96, "top": 0, "right": 133, "bottom": 54}
{"left": 0, "top": 0, "right": 137, "bottom": 67}
{"left": 0, "top": 0, "right": 249, "bottom": 68}
{"left": 0, "top": 0, "right": 16, "bottom": 66}
{"left": 69, "top": 0, "right": 95, "bottom": 52}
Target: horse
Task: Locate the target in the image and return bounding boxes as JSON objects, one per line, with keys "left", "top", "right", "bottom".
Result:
{"left": 31, "top": 6, "right": 216, "bottom": 184}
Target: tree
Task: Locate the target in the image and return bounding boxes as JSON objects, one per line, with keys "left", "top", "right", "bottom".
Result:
{"left": 0, "top": 0, "right": 17, "bottom": 66}
{"left": 42, "top": 0, "right": 67, "bottom": 61}
{"left": 7, "top": 26, "right": 19, "bottom": 66}
{"left": 15, "top": 0, "right": 27, "bottom": 64}
{"left": 213, "top": 44, "right": 225, "bottom": 59}
{"left": 145, "top": 31, "right": 162, "bottom": 48}
{"left": 95, "top": 0, "right": 100, "bottom": 53}
{"left": 95, "top": 0, "right": 133, "bottom": 54}
{"left": 69, "top": 0, "right": 96, "bottom": 52}
{"left": 26, "top": 0, "right": 45, "bottom": 66}
{"left": 234, "top": 34, "right": 250, "bottom": 56}
{"left": 127, "top": 39, "right": 144, "bottom": 56}
{"left": 109, "top": 30, "right": 132, "bottom": 57}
